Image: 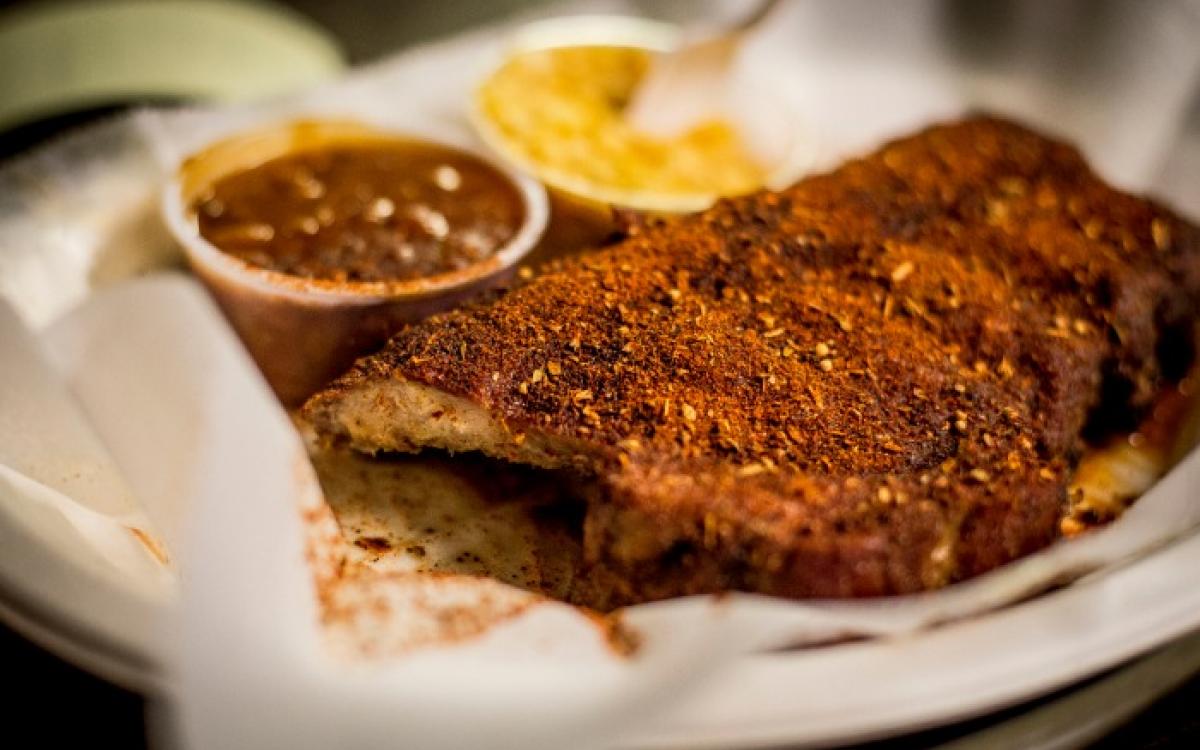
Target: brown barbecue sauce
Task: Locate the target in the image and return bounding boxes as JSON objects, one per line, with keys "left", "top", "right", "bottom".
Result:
{"left": 195, "top": 141, "right": 525, "bottom": 283}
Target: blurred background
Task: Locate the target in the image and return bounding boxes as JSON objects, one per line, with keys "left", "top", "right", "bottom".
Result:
{"left": 3, "top": 0, "right": 1199, "bottom": 189}
{"left": 1, "top": 1, "right": 1199, "bottom": 748}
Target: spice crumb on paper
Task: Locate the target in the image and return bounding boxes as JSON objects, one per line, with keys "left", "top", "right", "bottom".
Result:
{"left": 300, "top": 443, "right": 637, "bottom": 660}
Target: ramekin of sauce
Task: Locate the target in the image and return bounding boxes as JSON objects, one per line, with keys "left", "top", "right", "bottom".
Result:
{"left": 471, "top": 16, "right": 812, "bottom": 217}
{"left": 163, "top": 120, "right": 548, "bottom": 405}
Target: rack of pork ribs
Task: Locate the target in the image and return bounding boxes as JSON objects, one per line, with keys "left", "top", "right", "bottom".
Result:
{"left": 304, "top": 116, "right": 1200, "bottom": 609}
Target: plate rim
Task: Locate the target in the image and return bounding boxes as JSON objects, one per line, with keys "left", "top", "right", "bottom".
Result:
{"left": 621, "top": 518, "right": 1200, "bottom": 749}
{"left": 4, "top": 515, "right": 1200, "bottom": 748}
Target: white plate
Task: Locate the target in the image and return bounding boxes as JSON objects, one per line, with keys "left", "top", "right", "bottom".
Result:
{"left": 2, "top": 5, "right": 1200, "bottom": 748}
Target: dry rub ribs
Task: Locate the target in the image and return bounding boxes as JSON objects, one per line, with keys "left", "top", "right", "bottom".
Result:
{"left": 304, "top": 117, "right": 1200, "bottom": 608}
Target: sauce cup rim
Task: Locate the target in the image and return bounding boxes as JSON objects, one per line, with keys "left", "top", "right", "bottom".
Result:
{"left": 161, "top": 119, "right": 550, "bottom": 306}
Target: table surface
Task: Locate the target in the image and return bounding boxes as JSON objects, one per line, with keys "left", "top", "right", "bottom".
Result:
{"left": 2, "top": 1, "right": 1198, "bottom": 748}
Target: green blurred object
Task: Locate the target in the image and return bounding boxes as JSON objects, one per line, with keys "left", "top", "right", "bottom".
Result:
{"left": 0, "top": 0, "right": 345, "bottom": 133}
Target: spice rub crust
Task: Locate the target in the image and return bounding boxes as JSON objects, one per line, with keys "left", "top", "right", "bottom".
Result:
{"left": 304, "top": 116, "right": 1200, "bottom": 606}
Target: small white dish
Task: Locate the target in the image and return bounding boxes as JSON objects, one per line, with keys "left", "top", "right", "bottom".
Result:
{"left": 471, "top": 15, "right": 818, "bottom": 215}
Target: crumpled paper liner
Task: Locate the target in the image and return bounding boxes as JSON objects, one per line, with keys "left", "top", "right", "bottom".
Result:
{"left": 30, "top": 275, "right": 764, "bottom": 749}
